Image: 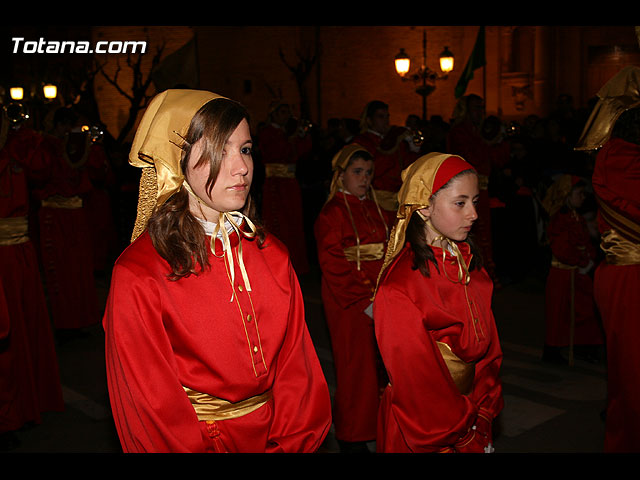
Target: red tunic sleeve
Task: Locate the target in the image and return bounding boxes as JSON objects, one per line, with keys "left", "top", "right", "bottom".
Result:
{"left": 104, "top": 256, "right": 204, "bottom": 453}
{"left": 264, "top": 262, "right": 332, "bottom": 452}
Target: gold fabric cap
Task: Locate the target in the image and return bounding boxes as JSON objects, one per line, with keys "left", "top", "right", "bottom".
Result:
{"left": 326, "top": 143, "right": 370, "bottom": 203}
{"left": 575, "top": 65, "right": 640, "bottom": 151}
{"left": 129, "top": 89, "right": 222, "bottom": 241}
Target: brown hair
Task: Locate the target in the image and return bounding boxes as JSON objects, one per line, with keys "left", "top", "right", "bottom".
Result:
{"left": 148, "top": 97, "right": 265, "bottom": 280}
{"left": 405, "top": 170, "right": 483, "bottom": 277}
{"left": 345, "top": 149, "right": 373, "bottom": 168}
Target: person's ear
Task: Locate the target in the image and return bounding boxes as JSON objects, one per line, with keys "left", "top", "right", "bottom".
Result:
{"left": 417, "top": 206, "right": 431, "bottom": 221}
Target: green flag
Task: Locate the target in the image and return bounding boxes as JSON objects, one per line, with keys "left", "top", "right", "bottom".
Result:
{"left": 454, "top": 26, "right": 486, "bottom": 99}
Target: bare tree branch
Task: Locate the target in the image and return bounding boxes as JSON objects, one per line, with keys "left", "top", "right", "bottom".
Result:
{"left": 97, "top": 40, "right": 166, "bottom": 145}
{"left": 279, "top": 41, "right": 320, "bottom": 120}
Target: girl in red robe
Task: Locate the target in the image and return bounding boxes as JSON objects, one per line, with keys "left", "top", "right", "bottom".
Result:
{"left": 373, "top": 153, "right": 503, "bottom": 453}
{"left": 103, "top": 90, "right": 331, "bottom": 453}
{"left": 541, "top": 175, "right": 603, "bottom": 364}
{"left": 314, "top": 144, "right": 393, "bottom": 452}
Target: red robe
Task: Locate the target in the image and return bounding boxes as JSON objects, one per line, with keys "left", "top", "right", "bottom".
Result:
{"left": 258, "top": 123, "right": 311, "bottom": 275}
{"left": 447, "top": 121, "right": 510, "bottom": 281}
{"left": 592, "top": 137, "right": 640, "bottom": 452}
{"left": 0, "top": 126, "right": 64, "bottom": 433}
{"left": 544, "top": 208, "right": 603, "bottom": 347}
{"left": 33, "top": 134, "right": 99, "bottom": 330}
{"left": 373, "top": 242, "right": 503, "bottom": 452}
{"left": 83, "top": 142, "right": 118, "bottom": 273}
{"left": 314, "top": 191, "right": 392, "bottom": 442}
{"left": 103, "top": 229, "right": 331, "bottom": 453}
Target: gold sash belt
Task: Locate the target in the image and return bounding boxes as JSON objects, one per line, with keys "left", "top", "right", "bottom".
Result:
{"left": 183, "top": 386, "right": 272, "bottom": 421}
{"left": 265, "top": 163, "right": 296, "bottom": 179}
{"left": 437, "top": 342, "right": 476, "bottom": 396}
{"left": 0, "top": 216, "right": 29, "bottom": 245}
{"left": 596, "top": 196, "right": 640, "bottom": 244}
{"left": 600, "top": 229, "right": 640, "bottom": 266}
{"left": 551, "top": 255, "right": 577, "bottom": 270}
{"left": 343, "top": 242, "right": 385, "bottom": 263}
{"left": 41, "top": 195, "right": 83, "bottom": 209}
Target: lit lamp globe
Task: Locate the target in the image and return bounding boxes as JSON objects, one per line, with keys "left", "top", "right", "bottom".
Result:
{"left": 43, "top": 84, "right": 57, "bottom": 99}
{"left": 394, "top": 48, "right": 411, "bottom": 77}
{"left": 10, "top": 87, "right": 24, "bottom": 101}
{"left": 439, "top": 46, "right": 454, "bottom": 74}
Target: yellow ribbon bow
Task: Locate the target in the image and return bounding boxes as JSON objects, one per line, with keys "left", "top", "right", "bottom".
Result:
{"left": 211, "top": 210, "right": 257, "bottom": 301}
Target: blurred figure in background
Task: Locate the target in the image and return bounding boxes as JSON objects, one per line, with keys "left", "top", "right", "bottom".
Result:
{"left": 541, "top": 174, "right": 603, "bottom": 365}
{"left": 0, "top": 106, "right": 64, "bottom": 450}
{"left": 315, "top": 144, "right": 393, "bottom": 453}
{"left": 258, "top": 101, "right": 312, "bottom": 275}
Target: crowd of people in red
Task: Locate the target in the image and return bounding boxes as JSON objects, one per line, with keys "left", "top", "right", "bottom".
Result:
{"left": 1, "top": 70, "right": 638, "bottom": 453}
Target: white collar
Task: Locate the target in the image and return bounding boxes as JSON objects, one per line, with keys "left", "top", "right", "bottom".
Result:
{"left": 196, "top": 212, "right": 243, "bottom": 238}
{"left": 339, "top": 188, "right": 366, "bottom": 201}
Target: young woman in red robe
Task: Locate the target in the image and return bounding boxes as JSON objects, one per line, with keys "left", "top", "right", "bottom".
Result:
{"left": 314, "top": 144, "right": 393, "bottom": 452}
{"left": 541, "top": 174, "right": 603, "bottom": 364}
{"left": 373, "top": 153, "right": 503, "bottom": 453}
{"left": 103, "top": 90, "right": 331, "bottom": 453}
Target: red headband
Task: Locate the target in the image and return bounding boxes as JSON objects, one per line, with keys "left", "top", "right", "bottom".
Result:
{"left": 432, "top": 155, "right": 476, "bottom": 193}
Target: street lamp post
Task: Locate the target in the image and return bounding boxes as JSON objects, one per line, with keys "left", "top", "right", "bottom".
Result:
{"left": 394, "top": 29, "right": 454, "bottom": 121}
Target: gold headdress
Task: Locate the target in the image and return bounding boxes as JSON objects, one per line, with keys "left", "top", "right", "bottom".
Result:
{"left": 128, "top": 89, "right": 256, "bottom": 300}
{"left": 374, "top": 152, "right": 475, "bottom": 294}
{"left": 575, "top": 65, "right": 640, "bottom": 151}
{"left": 327, "top": 143, "right": 371, "bottom": 202}
{"left": 129, "top": 89, "right": 222, "bottom": 241}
